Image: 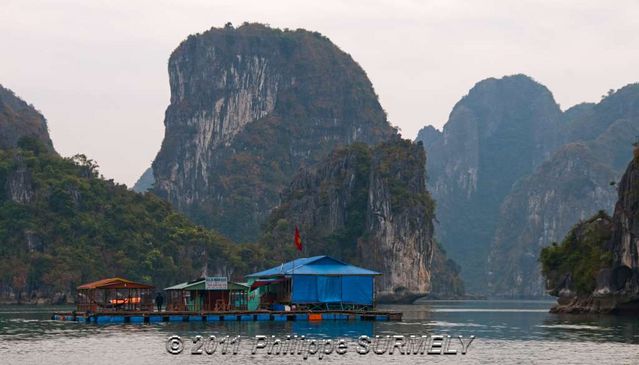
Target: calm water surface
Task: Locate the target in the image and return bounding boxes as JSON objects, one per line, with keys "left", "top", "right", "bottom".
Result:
{"left": 2, "top": 300, "right": 639, "bottom": 364}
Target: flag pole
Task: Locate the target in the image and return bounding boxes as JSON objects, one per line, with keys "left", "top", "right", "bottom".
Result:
{"left": 291, "top": 226, "right": 295, "bottom": 309}
{"left": 292, "top": 225, "right": 302, "bottom": 311}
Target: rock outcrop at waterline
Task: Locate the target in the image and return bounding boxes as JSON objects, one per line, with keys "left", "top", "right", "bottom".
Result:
{"left": 259, "top": 139, "right": 464, "bottom": 301}
{"left": 541, "top": 147, "right": 639, "bottom": 313}
{"left": 149, "top": 23, "right": 396, "bottom": 242}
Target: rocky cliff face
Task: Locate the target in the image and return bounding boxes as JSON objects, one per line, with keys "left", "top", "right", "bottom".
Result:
{"left": 150, "top": 23, "right": 396, "bottom": 242}
{"left": 417, "top": 74, "right": 563, "bottom": 293}
{"left": 542, "top": 149, "right": 639, "bottom": 313}
{"left": 611, "top": 149, "right": 639, "bottom": 275}
{"left": 488, "top": 144, "right": 617, "bottom": 296}
{"left": 363, "top": 140, "right": 434, "bottom": 299}
{"left": 260, "top": 139, "right": 461, "bottom": 301}
{"left": 0, "top": 84, "right": 54, "bottom": 152}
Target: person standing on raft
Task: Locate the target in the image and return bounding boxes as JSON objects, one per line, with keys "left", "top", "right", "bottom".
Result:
{"left": 155, "top": 292, "right": 164, "bottom": 312}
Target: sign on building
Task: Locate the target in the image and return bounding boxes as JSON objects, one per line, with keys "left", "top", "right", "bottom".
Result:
{"left": 205, "top": 277, "right": 228, "bottom": 290}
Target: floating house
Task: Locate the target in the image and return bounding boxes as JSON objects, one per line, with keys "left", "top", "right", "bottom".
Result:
{"left": 53, "top": 261, "right": 402, "bottom": 323}
{"left": 246, "top": 255, "right": 381, "bottom": 311}
{"left": 164, "top": 277, "right": 249, "bottom": 311}
{"left": 76, "top": 277, "right": 154, "bottom": 312}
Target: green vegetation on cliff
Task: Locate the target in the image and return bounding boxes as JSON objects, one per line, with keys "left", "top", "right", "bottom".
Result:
{"left": 259, "top": 139, "right": 434, "bottom": 264}
{"left": 258, "top": 142, "right": 376, "bottom": 264}
{"left": 540, "top": 154, "right": 639, "bottom": 314}
{"left": 540, "top": 211, "right": 613, "bottom": 295}
{"left": 0, "top": 139, "right": 264, "bottom": 302}
{"left": 259, "top": 138, "right": 462, "bottom": 299}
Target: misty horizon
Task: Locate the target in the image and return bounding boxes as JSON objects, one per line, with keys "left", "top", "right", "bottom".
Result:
{"left": 1, "top": 0, "right": 638, "bottom": 186}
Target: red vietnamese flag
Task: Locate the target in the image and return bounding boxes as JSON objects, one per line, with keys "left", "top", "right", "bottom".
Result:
{"left": 294, "top": 226, "right": 303, "bottom": 251}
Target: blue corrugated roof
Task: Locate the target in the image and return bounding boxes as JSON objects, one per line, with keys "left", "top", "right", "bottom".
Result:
{"left": 246, "top": 255, "right": 381, "bottom": 278}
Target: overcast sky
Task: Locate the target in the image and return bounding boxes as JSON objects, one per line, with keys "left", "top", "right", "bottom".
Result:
{"left": 1, "top": 0, "right": 638, "bottom": 186}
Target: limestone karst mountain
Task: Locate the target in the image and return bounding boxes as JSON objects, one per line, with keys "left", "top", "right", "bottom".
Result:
{"left": 258, "top": 138, "right": 463, "bottom": 301}
{"left": 417, "top": 74, "right": 564, "bottom": 294}
{"left": 489, "top": 85, "right": 639, "bottom": 296}
{"left": 418, "top": 77, "right": 639, "bottom": 296}
{"left": 148, "top": 23, "right": 397, "bottom": 242}
{"left": 0, "top": 84, "right": 55, "bottom": 152}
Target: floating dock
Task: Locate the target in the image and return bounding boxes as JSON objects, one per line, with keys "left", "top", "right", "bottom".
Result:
{"left": 52, "top": 310, "right": 402, "bottom": 323}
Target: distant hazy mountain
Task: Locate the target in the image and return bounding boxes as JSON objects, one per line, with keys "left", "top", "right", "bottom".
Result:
{"left": 489, "top": 85, "right": 639, "bottom": 296}
{"left": 417, "top": 74, "right": 564, "bottom": 294}
{"left": 132, "top": 167, "right": 154, "bottom": 192}
{"left": 489, "top": 144, "right": 617, "bottom": 296}
{"left": 417, "top": 76, "right": 639, "bottom": 296}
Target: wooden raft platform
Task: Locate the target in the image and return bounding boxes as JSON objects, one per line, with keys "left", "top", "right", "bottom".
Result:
{"left": 52, "top": 309, "right": 403, "bottom": 323}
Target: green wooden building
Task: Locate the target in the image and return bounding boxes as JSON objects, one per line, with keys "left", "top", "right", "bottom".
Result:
{"left": 164, "top": 278, "right": 249, "bottom": 311}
